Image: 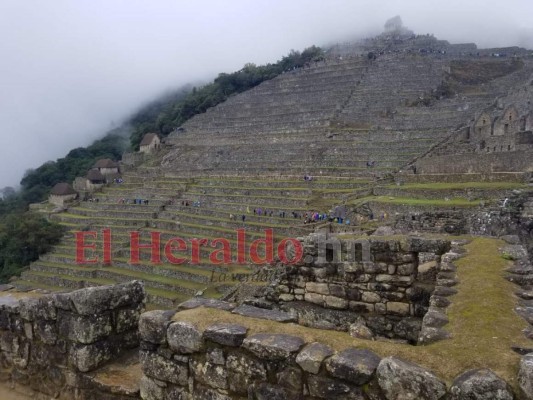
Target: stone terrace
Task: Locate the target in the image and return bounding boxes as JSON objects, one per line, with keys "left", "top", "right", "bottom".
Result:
{"left": 162, "top": 53, "right": 533, "bottom": 178}
{"left": 12, "top": 174, "right": 371, "bottom": 307}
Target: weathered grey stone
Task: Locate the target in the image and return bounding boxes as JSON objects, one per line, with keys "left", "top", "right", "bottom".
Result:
{"left": 226, "top": 352, "right": 267, "bottom": 394}
{"left": 418, "top": 261, "right": 438, "bottom": 281}
{"left": 448, "top": 369, "right": 513, "bottom": 400}
{"left": 178, "top": 297, "right": 235, "bottom": 311}
{"left": 393, "top": 317, "right": 422, "bottom": 343}
{"left": 307, "top": 375, "right": 362, "bottom": 399}
{"left": 296, "top": 342, "right": 334, "bottom": 374}
{"left": 167, "top": 321, "right": 203, "bottom": 354}
{"left": 207, "top": 347, "right": 225, "bottom": 365}
{"left": 422, "top": 309, "right": 449, "bottom": 328}
{"left": 195, "top": 384, "right": 232, "bottom": 400}
{"left": 243, "top": 333, "right": 304, "bottom": 361}
{"left": 386, "top": 302, "right": 410, "bottom": 316}
{"left": 140, "top": 350, "right": 188, "bottom": 385}
{"left": 304, "top": 292, "right": 324, "bottom": 305}
{"left": 139, "top": 310, "right": 175, "bottom": 344}
{"left": 139, "top": 375, "right": 165, "bottom": 400}
{"left": 407, "top": 238, "right": 450, "bottom": 255}
{"left": 324, "top": 295, "right": 349, "bottom": 310}
{"left": 501, "top": 235, "right": 521, "bottom": 244}
{"left": 430, "top": 296, "right": 451, "bottom": 308}
{"left": 349, "top": 320, "right": 374, "bottom": 340}
{"left": 115, "top": 307, "right": 141, "bottom": 333}
{"left": 377, "top": 356, "right": 446, "bottom": 400}
{"left": 306, "top": 282, "right": 330, "bottom": 295}
{"left": 70, "top": 341, "right": 115, "bottom": 372}
{"left": 518, "top": 353, "right": 533, "bottom": 400}
{"left": 362, "top": 291, "right": 382, "bottom": 303}
{"left": 397, "top": 263, "right": 416, "bottom": 275}
{"left": 204, "top": 323, "right": 247, "bottom": 347}
{"left": 418, "top": 326, "right": 451, "bottom": 344}
{"left": 58, "top": 311, "right": 113, "bottom": 344}
{"left": 232, "top": 305, "right": 296, "bottom": 322}
{"left": 279, "top": 293, "right": 295, "bottom": 302}
{"left": 250, "top": 382, "right": 288, "bottom": 400}
{"left": 433, "top": 286, "right": 458, "bottom": 297}
{"left": 326, "top": 348, "right": 381, "bottom": 385}
{"left": 68, "top": 281, "right": 144, "bottom": 315}
{"left": 191, "top": 359, "right": 228, "bottom": 390}
{"left": 33, "top": 319, "right": 58, "bottom": 344}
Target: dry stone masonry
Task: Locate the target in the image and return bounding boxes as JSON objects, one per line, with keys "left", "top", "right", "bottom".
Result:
{"left": 138, "top": 309, "right": 515, "bottom": 400}
{"left": 0, "top": 281, "right": 144, "bottom": 398}
{"left": 267, "top": 234, "right": 458, "bottom": 343}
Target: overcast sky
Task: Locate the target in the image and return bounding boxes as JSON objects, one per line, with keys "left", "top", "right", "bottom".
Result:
{"left": 1, "top": 0, "right": 533, "bottom": 189}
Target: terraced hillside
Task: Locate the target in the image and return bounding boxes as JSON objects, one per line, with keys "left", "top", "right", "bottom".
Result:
{"left": 13, "top": 174, "right": 372, "bottom": 306}
{"left": 162, "top": 48, "right": 533, "bottom": 177}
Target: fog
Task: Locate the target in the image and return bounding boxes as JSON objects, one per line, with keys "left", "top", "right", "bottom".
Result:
{"left": 1, "top": 0, "right": 532, "bottom": 189}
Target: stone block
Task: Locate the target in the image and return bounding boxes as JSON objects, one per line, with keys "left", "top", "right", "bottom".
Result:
{"left": 204, "top": 323, "right": 247, "bottom": 347}
{"left": 58, "top": 311, "right": 113, "bottom": 344}
{"left": 140, "top": 350, "right": 188, "bottom": 386}
{"left": 397, "top": 263, "right": 416, "bottom": 275}
{"left": 362, "top": 291, "right": 381, "bottom": 303}
{"left": 115, "top": 307, "right": 141, "bottom": 333}
{"left": 518, "top": 353, "right": 533, "bottom": 400}
{"left": 386, "top": 302, "right": 410, "bottom": 316}
{"left": 324, "top": 296, "right": 348, "bottom": 310}
{"left": 306, "top": 282, "right": 330, "bottom": 295}
{"left": 139, "top": 310, "right": 175, "bottom": 345}
{"left": 167, "top": 321, "right": 203, "bottom": 354}
{"left": 326, "top": 348, "right": 381, "bottom": 385}
{"left": 67, "top": 281, "right": 144, "bottom": 315}
{"left": 226, "top": 352, "right": 267, "bottom": 394}
{"left": 304, "top": 292, "right": 324, "bottom": 306}
{"left": 329, "top": 284, "right": 346, "bottom": 298}
{"left": 191, "top": 359, "right": 228, "bottom": 390}
{"left": 296, "top": 342, "right": 334, "bottom": 374}
{"left": 377, "top": 357, "right": 447, "bottom": 400}
{"left": 307, "top": 375, "right": 362, "bottom": 399}
{"left": 448, "top": 369, "right": 513, "bottom": 400}
{"left": 242, "top": 333, "right": 304, "bottom": 361}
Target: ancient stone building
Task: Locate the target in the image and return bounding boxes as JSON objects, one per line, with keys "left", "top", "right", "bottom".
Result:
{"left": 86, "top": 168, "right": 106, "bottom": 190}
{"left": 93, "top": 158, "right": 120, "bottom": 176}
{"left": 48, "top": 182, "right": 77, "bottom": 206}
{"left": 139, "top": 133, "right": 161, "bottom": 154}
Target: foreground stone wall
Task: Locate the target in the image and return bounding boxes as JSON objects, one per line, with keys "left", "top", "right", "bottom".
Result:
{"left": 0, "top": 281, "right": 144, "bottom": 398}
{"left": 138, "top": 310, "right": 518, "bottom": 400}
{"left": 267, "top": 235, "right": 450, "bottom": 342}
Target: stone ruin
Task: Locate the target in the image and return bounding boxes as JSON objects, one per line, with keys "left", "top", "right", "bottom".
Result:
{"left": 0, "top": 259, "right": 531, "bottom": 399}
{"left": 266, "top": 234, "right": 455, "bottom": 344}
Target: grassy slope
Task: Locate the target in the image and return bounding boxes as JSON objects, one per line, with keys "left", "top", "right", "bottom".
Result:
{"left": 174, "top": 237, "right": 530, "bottom": 389}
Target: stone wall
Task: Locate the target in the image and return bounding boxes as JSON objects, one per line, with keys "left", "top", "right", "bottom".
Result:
{"left": 415, "top": 150, "right": 533, "bottom": 174}
{"left": 138, "top": 310, "right": 516, "bottom": 400}
{"left": 0, "top": 281, "right": 144, "bottom": 398}
{"left": 267, "top": 234, "right": 451, "bottom": 342}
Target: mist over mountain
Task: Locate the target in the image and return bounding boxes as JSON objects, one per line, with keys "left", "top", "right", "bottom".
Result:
{"left": 1, "top": 0, "right": 533, "bottom": 188}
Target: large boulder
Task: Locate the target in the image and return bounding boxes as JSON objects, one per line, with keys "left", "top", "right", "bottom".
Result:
{"left": 448, "top": 369, "right": 513, "bottom": 400}
{"left": 376, "top": 356, "right": 446, "bottom": 400}
{"left": 519, "top": 353, "right": 533, "bottom": 400}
